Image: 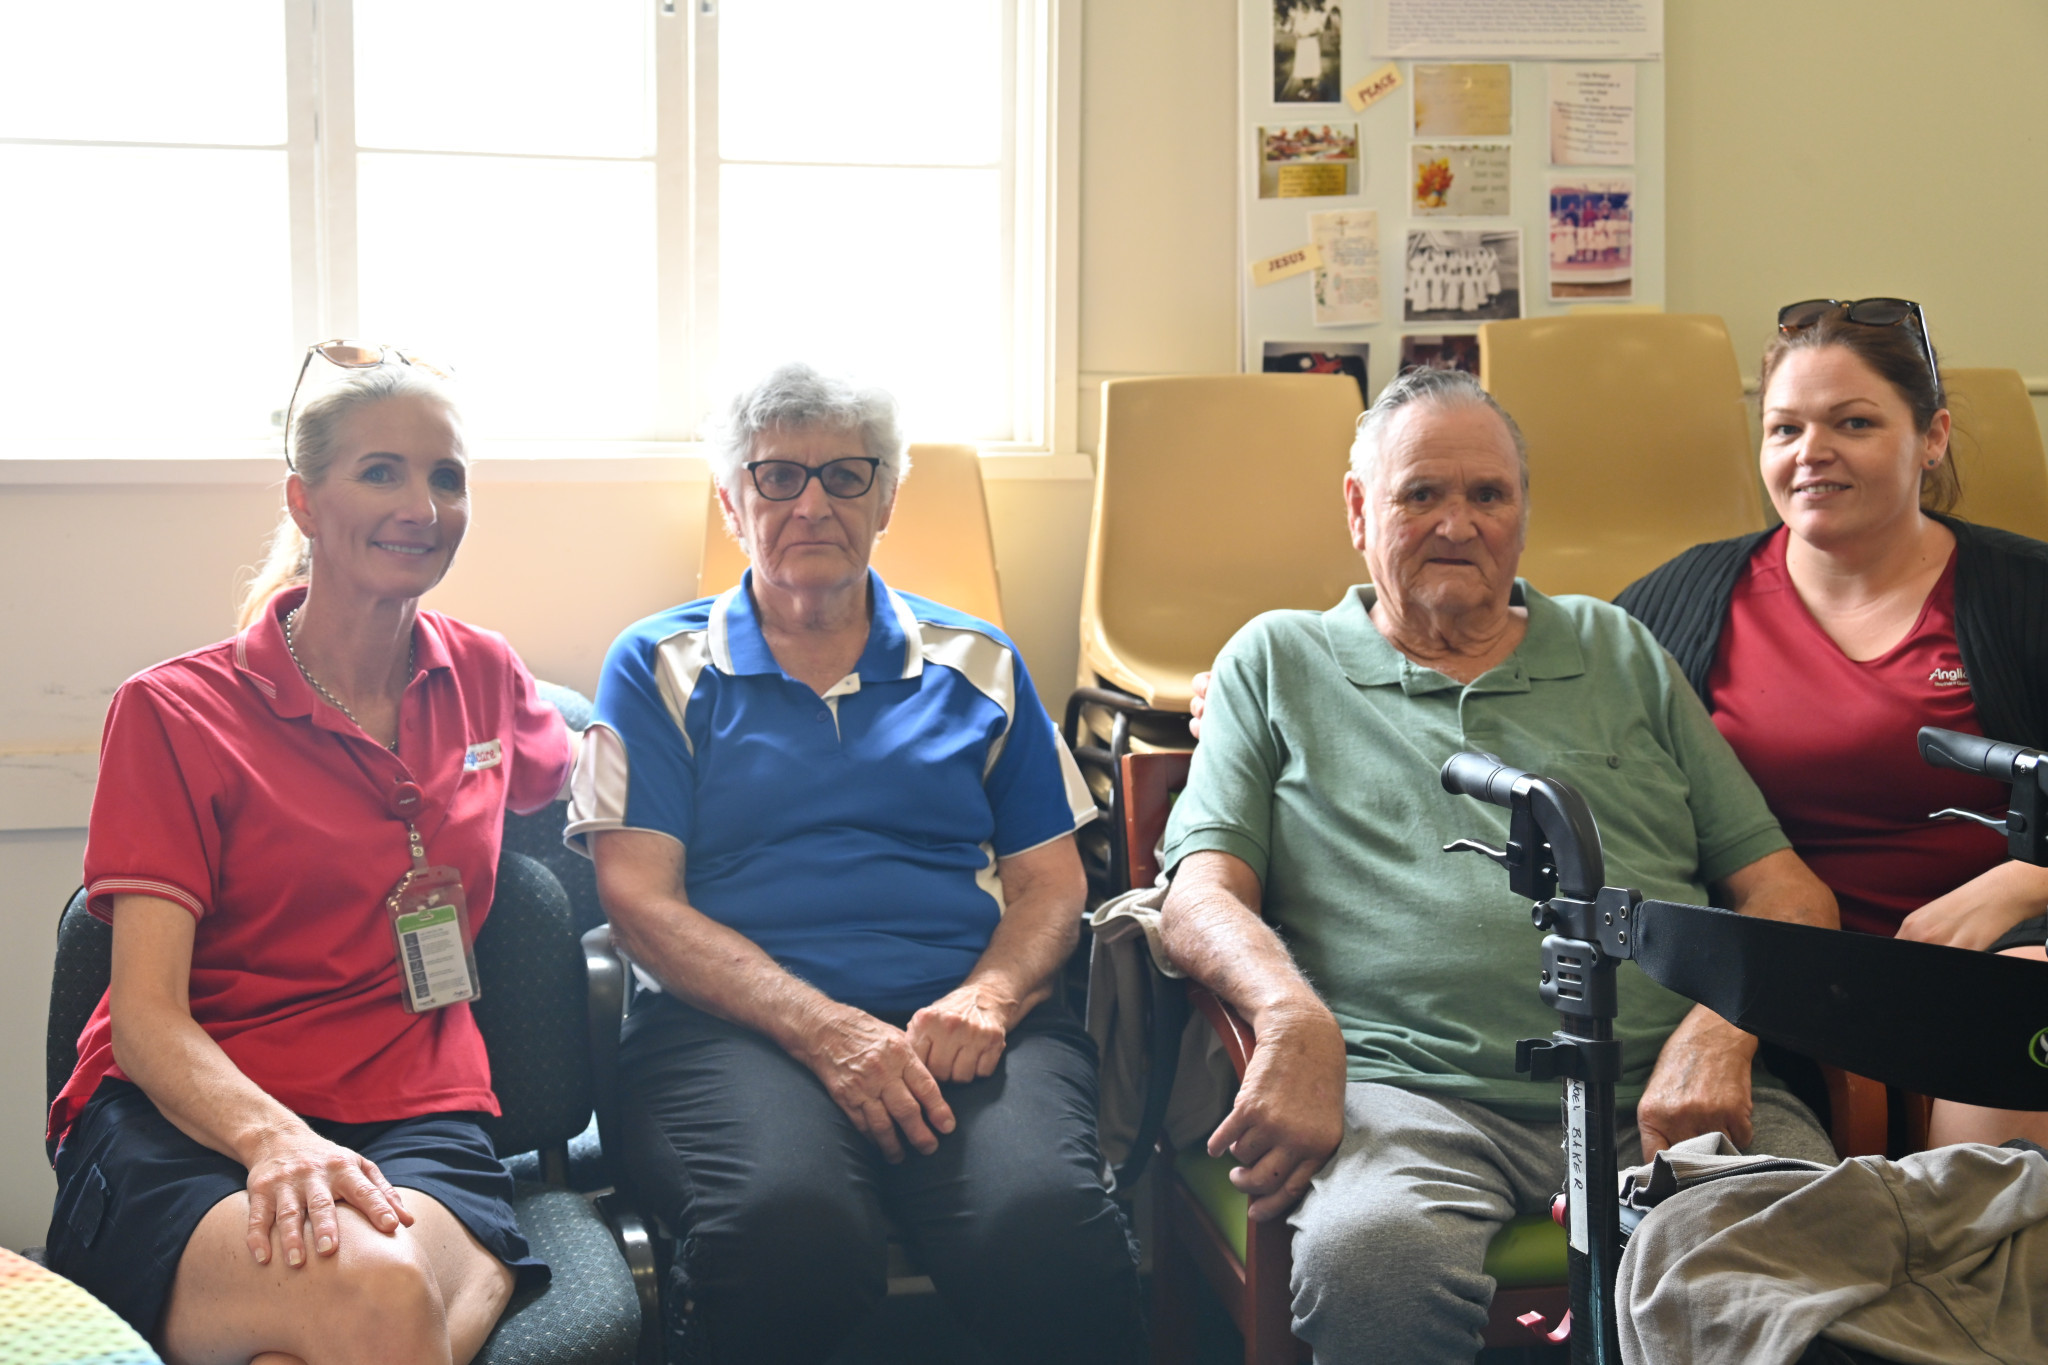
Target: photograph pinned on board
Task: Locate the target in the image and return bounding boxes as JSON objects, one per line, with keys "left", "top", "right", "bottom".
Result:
{"left": 1410, "top": 143, "right": 1511, "bottom": 217}
{"left": 1403, "top": 228, "right": 1522, "bottom": 323}
{"left": 1548, "top": 177, "right": 1633, "bottom": 300}
{"left": 1411, "top": 63, "right": 1512, "bottom": 138}
{"left": 1258, "top": 123, "right": 1360, "bottom": 199}
{"left": 1262, "top": 341, "right": 1370, "bottom": 406}
{"left": 1309, "top": 209, "right": 1381, "bottom": 326}
{"left": 1274, "top": 0, "right": 1344, "bottom": 104}
{"left": 1399, "top": 333, "right": 1481, "bottom": 377}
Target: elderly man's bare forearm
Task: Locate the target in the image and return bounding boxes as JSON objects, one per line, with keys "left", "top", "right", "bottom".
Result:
{"left": 1159, "top": 850, "right": 1330, "bottom": 1030}
{"left": 1161, "top": 851, "right": 1347, "bottom": 1219}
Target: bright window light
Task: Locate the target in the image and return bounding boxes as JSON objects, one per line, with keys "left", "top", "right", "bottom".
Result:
{"left": 356, "top": 153, "right": 659, "bottom": 441}
{"left": 718, "top": 164, "right": 1008, "bottom": 442}
{"left": 720, "top": 0, "right": 1003, "bottom": 167}
{"left": 0, "top": 146, "right": 291, "bottom": 442}
{"left": 0, "top": 2, "right": 285, "bottom": 146}
{"left": 354, "top": 0, "right": 653, "bottom": 158}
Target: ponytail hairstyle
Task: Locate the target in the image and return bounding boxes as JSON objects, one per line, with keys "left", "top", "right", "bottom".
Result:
{"left": 1757, "top": 309, "right": 1956, "bottom": 513}
{"left": 237, "top": 365, "right": 461, "bottom": 628}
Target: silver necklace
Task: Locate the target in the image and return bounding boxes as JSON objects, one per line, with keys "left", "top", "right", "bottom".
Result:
{"left": 284, "top": 606, "right": 412, "bottom": 752}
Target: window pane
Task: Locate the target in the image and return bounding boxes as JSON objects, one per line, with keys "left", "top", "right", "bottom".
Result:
{"left": 720, "top": 1, "right": 1002, "bottom": 166}
{"left": 356, "top": 153, "right": 658, "bottom": 440}
{"left": 355, "top": 0, "right": 653, "bottom": 158}
{"left": 0, "top": 146, "right": 291, "bottom": 442}
{"left": 718, "top": 165, "right": 1009, "bottom": 441}
{"left": 0, "top": 1, "right": 284, "bottom": 146}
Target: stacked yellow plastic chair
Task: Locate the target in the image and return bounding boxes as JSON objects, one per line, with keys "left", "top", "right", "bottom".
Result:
{"left": 1068, "top": 374, "right": 1364, "bottom": 894}
{"left": 1478, "top": 314, "right": 1768, "bottom": 601}
{"left": 1942, "top": 368, "right": 2048, "bottom": 542}
{"left": 698, "top": 442, "right": 1005, "bottom": 626}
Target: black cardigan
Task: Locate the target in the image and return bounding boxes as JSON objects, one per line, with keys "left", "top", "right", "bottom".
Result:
{"left": 1614, "top": 513, "right": 2048, "bottom": 752}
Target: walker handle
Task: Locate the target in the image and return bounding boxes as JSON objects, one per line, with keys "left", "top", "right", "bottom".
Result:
{"left": 1439, "top": 751, "right": 1529, "bottom": 810}
{"left": 1917, "top": 727, "right": 2033, "bottom": 783}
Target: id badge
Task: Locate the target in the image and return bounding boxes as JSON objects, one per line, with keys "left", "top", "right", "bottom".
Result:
{"left": 387, "top": 865, "right": 483, "bottom": 1013}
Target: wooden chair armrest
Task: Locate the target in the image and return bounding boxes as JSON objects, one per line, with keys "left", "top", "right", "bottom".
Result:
{"left": 1189, "top": 983, "right": 1258, "bottom": 1083}
{"left": 1822, "top": 1066, "right": 1888, "bottom": 1157}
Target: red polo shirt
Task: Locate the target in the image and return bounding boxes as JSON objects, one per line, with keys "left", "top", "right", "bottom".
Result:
{"left": 48, "top": 587, "right": 571, "bottom": 1143}
{"left": 1707, "top": 528, "right": 2006, "bottom": 936}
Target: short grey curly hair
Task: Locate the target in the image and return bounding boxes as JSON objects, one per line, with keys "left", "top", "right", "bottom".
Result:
{"left": 707, "top": 362, "right": 910, "bottom": 496}
{"left": 1349, "top": 365, "right": 1528, "bottom": 492}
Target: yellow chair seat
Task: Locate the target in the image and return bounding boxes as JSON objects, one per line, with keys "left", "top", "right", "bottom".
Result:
{"left": 1173, "top": 1149, "right": 1569, "bottom": 1288}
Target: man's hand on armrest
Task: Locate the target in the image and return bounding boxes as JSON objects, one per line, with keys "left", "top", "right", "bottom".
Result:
{"left": 1639, "top": 848, "right": 1839, "bottom": 1157}
{"left": 1161, "top": 850, "right": 1346, "bottom": 1221}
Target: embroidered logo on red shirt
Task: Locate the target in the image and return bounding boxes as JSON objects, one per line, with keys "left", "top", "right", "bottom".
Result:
{"left": 1928, "top": 666, "right": 1970, "bottom": 688}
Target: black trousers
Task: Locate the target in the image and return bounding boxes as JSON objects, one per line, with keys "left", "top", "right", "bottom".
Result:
{"left": 617, "top": 991, "right": 1144, "bottom": 1365}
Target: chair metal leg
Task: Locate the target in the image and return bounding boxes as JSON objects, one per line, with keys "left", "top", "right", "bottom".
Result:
{"left": 597, "top": 1193, "right": 663, "bottom": 1365}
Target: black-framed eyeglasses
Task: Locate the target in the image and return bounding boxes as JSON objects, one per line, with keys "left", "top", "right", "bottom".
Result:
{"left": 1777, "top": 297, "right": 1938, "bottom": 388}
{"left": 744, "top": 457, "right": 881, "bottom": 501}
{"left": 281, "top": 340, "right": 452, "bottom": 470}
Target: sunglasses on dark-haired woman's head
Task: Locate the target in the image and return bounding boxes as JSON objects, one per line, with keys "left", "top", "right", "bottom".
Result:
{"left": 1776, "top": 297, "right": 1938, "bottom": 385}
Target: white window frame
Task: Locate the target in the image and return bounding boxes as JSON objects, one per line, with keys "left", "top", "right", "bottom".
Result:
{"left": 1, "top": 0, "right": 1079, "bottom": 473}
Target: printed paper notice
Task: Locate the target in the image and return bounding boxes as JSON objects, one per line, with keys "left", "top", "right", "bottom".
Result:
{"left": 1373, "top": 0, "right": 1662, "bottom": 61}
{"left": 1549, "top": 64, "right": 1635, "bottom": 166}
{"left": 1309, "top": 210, "right": 1381, "bottom": 326}
{"left": 1259, "top": 123, "right": 1361, "bottom": 199}
{"left": 1412, "top": 64, "right": 1512, "bottom": 138}
{"left": 1411, "top": 144, "right": 1511, "bottom": 217}
{"left": 1346, "top": 62, "right": 1404, "bottom": 113}
{"left": 1251, "top": 243, "right": 1323, "bottom": 288}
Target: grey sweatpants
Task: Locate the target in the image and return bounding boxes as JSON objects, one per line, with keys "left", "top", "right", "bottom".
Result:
{"left": 1285, "top": 1082, "right": 1835, "bottom": 1364}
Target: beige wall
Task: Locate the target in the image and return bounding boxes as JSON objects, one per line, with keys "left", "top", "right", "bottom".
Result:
{"left": 1667, "top": 0, "right": 2048, "bottom": 438}
{"left": 4, "top": 0, "right": 2048, "bottom": 1250}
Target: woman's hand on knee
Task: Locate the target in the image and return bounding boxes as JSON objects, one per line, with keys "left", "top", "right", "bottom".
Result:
{"left": 799, "top": 1006, "right": 957, "bottom": 1162}
{"left": 243, "top": 1124, "right": 413, "bottom": 1267}
{"left": 907, "top": 985, "right": 1009, "bottom": 1083}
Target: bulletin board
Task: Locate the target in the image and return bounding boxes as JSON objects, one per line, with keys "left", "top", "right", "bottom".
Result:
{"left": 1239, "top": 0, "right": 1666, "bottom": 401}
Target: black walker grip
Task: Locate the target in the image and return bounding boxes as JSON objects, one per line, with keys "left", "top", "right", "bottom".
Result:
{"left": 1440, "top": 752, "right": 1528, "bottom": 809}
{"left": 1917, "top": 727, "right": 2030, "bottom": 782}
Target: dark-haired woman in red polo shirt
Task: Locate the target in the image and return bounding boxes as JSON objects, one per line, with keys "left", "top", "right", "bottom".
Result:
{"left": 44, "top": 352, "right": 571, "bottom": 1363}
{"left": 1619, "top": 301, "right": 2048, "bottom": 1150}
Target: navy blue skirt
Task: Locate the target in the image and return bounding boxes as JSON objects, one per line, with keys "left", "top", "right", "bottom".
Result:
{"left": 46, "top": 1078, "right": 546, "bottom": 1340}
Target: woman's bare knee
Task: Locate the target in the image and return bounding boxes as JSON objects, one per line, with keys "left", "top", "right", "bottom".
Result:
{"left": 165, "top": 1198, "right": 451, "bottom": 1365}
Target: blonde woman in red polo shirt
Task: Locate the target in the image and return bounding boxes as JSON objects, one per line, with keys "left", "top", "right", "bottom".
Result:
{"left": 44, "top": 350, "right": 572, "bottom": 1363}
{"left": 1618, "top": 301, "right": 2048, "bottom": 1150}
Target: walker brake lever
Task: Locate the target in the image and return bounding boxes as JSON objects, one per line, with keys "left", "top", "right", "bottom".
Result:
{"left": 1928, "top": 807, "right": 2010, "bottom": 834}
{"left": 1442, "top": 837, "right": 1514, "bottom": 873}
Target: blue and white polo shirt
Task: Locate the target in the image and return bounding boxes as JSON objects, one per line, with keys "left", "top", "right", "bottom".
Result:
{"left": 566, "top": 569, "right": 1096, "bottom": 1014}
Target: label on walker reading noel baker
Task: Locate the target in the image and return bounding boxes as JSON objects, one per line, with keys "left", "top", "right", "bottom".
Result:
{"left": 1564, "top": 1079, "right": 1590, "bottom": 1254}
{"left": 395, "top": 902, "right": 477, "bottom": 1010}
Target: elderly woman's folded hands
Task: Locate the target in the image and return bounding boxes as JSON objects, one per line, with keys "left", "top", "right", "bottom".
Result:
{"left": 798, "top": 1004, "right": 958, "bottom": 1162}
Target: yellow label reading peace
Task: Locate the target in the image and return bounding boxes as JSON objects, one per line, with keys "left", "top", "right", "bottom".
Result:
{"left": 1346, "top": 63, "right": 1403, "bottom": 112}
{"left": 1249, "top": 243, "right": 1324, "bottom": 287}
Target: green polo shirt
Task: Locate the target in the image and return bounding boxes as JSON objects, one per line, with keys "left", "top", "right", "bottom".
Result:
{"left": 1163, "top": 581, "right": 1789, "bottom": 1119}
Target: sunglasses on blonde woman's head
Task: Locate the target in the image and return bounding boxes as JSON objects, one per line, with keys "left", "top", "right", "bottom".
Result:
{"left": 1776, "top": 297, "right": 1939, "bottom": 386}
{"left": 281, "top": 340, "right": 453, "bottom": 470}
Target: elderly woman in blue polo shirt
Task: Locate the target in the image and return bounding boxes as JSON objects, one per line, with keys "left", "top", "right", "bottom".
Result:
{"left": 566, "top": 363, "right": 1142, "bottom": 1365}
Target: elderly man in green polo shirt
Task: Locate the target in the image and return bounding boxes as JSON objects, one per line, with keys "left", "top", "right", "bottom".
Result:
{"left": 1160, "top": 365, "right": 1841, "bottom": 1364}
